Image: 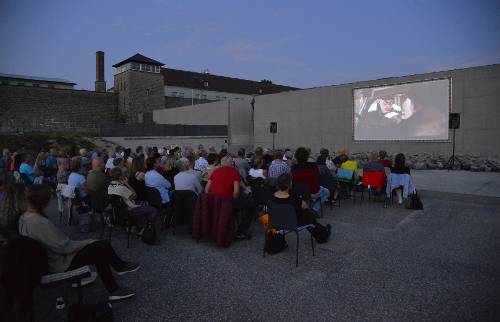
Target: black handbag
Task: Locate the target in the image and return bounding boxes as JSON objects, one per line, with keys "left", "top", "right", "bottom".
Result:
{"left": 405, "top": 190, "right": 423, "bottom": 210}
{"left": 141, "top": 224, "right": 157, "bottom": 245}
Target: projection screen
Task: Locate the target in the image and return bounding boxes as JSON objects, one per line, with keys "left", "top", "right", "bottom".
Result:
{"left": 353, "top": 78, "right": 450, "bottom": 141}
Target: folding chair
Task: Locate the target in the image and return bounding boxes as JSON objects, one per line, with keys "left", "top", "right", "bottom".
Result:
{"left": 172, "top": 190, "right": 198, "bottom": 232}
{"left": 146, "top": 187, "right": 174, "bottom": 234}
{"left": 88, "top": 190, "right": 112, "bottom": 240}
{"left": 109, "top": 194, "right": 134, "bottom": 248}
{"left": 362, "top": 171, "right": 386, "bottom": 202}
{"left": 291, "top": 182, "right": 323, "bottom": 217}
{"left": 264, "top": 201, "right": 315, "bottom": 267}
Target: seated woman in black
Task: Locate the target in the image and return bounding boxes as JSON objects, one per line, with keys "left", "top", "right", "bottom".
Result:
{"left": 270, "top": 173, "right": 331, "bottom": 243}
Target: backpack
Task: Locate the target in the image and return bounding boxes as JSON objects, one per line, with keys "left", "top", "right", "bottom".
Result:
{"left": 308, "top": 223, "right": 329, "bottom": 244}
{"left": 68, "top": 301, "right": 113, "bottom": 322}
{"left": 405, "top": 191, "right": 424, "bottom": 210}
{"left": 265, "top": 231, "right": 287, "bottom": 255}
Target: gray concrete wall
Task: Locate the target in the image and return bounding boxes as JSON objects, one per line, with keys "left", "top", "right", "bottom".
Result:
{"left": 153, "top": 100, "right": 253, "bottom": 153}
{"left": 254, "top": 64, "right": 500, "bottom": 157}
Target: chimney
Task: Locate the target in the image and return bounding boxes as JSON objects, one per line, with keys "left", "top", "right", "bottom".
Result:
{"left": 95, "top": 51, "right": 106, "bottom": 92}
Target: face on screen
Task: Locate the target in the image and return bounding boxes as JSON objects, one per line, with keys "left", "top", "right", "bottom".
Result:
{"left": 382, "top": 99, "right": 393, "bottom": 113}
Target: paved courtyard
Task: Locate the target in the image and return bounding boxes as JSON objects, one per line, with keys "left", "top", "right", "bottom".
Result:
{"left": 22, "top": 171, "right": 500, "bottom": 321}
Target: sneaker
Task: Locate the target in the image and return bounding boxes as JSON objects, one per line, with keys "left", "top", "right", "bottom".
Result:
{"left": 115, "top": 262, "right": 141, "bottom": 276}
{"left": 71, "top": 272, "right": 97, "bottom": 288}
{"left": 108, "top": 286, "right": 136, "bottom": 301}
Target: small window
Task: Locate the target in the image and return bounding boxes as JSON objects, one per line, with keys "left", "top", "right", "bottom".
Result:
{"left": 179, "top": 92, "right": 184, "bottom": 98}
{"left": 201, "top": 94, "right": 207, "bottom": 99}
{"left": 132, "top": 63, "right": 139, "bottom": 70}
{"left": 215, "top": 95, "right": 220, "bottom": 99}
{"left": 155, "top": 66, "right": 160, "bottom": 73}
{"left": 48, "top": 84, "right": 54, "bottom": 89}
{"left": 146, "top": 65, "right": 152, "bottom": 72}
{"left": 140, "top": 64, "right": 145, "bottom": 71}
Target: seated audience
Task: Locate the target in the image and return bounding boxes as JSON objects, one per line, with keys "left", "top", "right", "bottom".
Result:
{"left": 390, "top": 153, "right": 411, "bottom": 204}
{"left": 174, "top": 159, "right": 203, "bottom": 195}
{"left": 194, "top": 149, "right": 208, "bottom": 172}
{"left": 0, "top": 170, "right": 26, "bottom": 239}
{"left": 86, "top": 157, "right": 110, "bottom": 195}
{"left": 268, "top": 150, "right": 291, "bottom": 178}
{"left": 332, "top": 148, "right": 348, "bottom": 168}
{"left": 186, "top": 155, "right": 202, "bottom": 182}
{"left": 317, "top": 155, "right": 339, "bottom": 203}
{"left": 145, "top": 157, "right": 172, "bottom": 205}
{"left": 234, "top": 148, "right": 250, "bottom": 181}
{"left": 363, "top": 151, "right": 385, "bottom": 172}
{"left": 19, "top": 184, "right": 139, "bottom": 301}
{"left": 378, "top": 150, "right": 393, "bottom": 168}
{"left": 108, "top": 168, "right": 161, "bottom": 244}
{"left": 205, "top": 156, "right": 255, "bottom": 240}
{"left": 248, "top": 157, "right": 267, "bottom": 180}
{"left": 68, "top": 158, "right": 88, "bottom": 202}
{"left": 291, "top": 147, "right": 330, "bottom": 213}
{"left": 56, "top": 157, "right": 70, "bottom": 184}
{"left": 19, "top": 154, "right": 39, "bottom": 184}
{"left": 200, "top": 153, "right": 219, "bottom": 183}
{"left": 128, "top": 157, "right": 147, "bottom": 202}
{"left": 271, "top": 173, "right": 331, "bottom": 242}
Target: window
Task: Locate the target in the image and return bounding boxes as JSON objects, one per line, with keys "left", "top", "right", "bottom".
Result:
{"left": 201, "top": 94, "right": 207, "bottom": 99}
{"left": 155, "top": 66, "right": 160, "bottom": 73}
{"left": 146, "top": 65, "right": 152, "bottom": 72}
{"left": 48, "top": 84, "right": 54, "bottom": 89}
{"left": 215, "top": 95, "right": 220, "bottom": 99}
{"left": 132, "top": 63, "right": 139, "bottom": 70}
{"left": 33, "top": 83, "right": 39, "bottom": 87}
{"left": 140, "top": 64, "right": 145, "bottom": 71}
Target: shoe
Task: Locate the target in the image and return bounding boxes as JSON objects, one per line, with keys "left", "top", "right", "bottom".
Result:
{"left": 115, "top": 262, "right": 141, "bottom": 276}
{"left": 72, "top": 272, "right": 97, "bottom": 288}
{"left": 235, "top": 233, "right": 252, "bottom": 241}
{"left": 108, "top": 286, "right": 136, "bottom": 301}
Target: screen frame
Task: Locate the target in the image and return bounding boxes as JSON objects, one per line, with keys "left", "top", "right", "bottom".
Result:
{"left": 352, "top": 76, "right": 452, "bottom": 143}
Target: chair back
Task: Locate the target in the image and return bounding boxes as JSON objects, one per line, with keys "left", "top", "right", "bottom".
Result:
{"left": 89, "top": 190, "right": 108, "bottom": 213}
{"left": 146, "top": 186, "right": 163, "bottom": 207}
{"left": 129, "top": 175, "right": 147, "bottom": 202}
{"left": 291, "top": 182, "right": 312, "bottom": 203}
{"left": 362, "top": 171, "right": 385, "bottom": 190}
{"left": 251, "top": 185, "right": 272, "bottom": 206}
{"left": 267, "top": 201, "right": 297, "bottom": 231}
{"left": 336, "top": 168, "right": 354, "bottom": 182}
{"left": 173, "top": 190, "right": 198, "bottom": 225}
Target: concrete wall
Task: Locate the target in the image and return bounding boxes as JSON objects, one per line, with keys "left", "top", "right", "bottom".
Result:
{"left": 153, "top": 100, "right": 253, "bottom": 152}
{"left": 0, "top": 85, "right": 118, "bottom": 133}
{"left": 103, "top": 136, "right": 228, "bottom": 151}
{"left": 254, "top": 64, "right": 500, "bottom": 157}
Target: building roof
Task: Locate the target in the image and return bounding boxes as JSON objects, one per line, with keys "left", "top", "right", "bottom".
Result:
{"left": 161, "top": 68, "right": 299, "bottom": 95}
{"left": 112, "top": 53, "right": 165, "bottom": 68}
{"left": 0, "top": 73, "right": 76, "bottom": 85}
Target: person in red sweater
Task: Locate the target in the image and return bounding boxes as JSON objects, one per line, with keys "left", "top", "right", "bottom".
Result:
{"left": 291, "top": 147, "right": 330, "bottom": 213}
{"left": 205, "top": 156, "right": 255, "bottom": 239}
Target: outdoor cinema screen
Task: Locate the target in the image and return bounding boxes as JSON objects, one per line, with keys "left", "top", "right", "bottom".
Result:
{"left": 353, "top": 78, "right": 450, "bottom": 141}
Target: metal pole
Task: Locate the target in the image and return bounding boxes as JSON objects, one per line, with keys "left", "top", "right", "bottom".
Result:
{"left": 272, "top": 133, "right": 275, "bottom": 151}
{"left": 227, "top": 100, "right": 231, "bottom": 149}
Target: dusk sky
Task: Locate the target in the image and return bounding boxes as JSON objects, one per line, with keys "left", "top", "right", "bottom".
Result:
{"left": 0, "top": 0, "right": 498, "bottom": 90}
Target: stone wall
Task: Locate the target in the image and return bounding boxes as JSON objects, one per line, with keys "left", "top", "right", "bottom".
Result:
{"left": 114, "top": 70, "right": 164, "bottom": 123}
{"left": 0, "top": 84, "right": 118, "bottom": 133}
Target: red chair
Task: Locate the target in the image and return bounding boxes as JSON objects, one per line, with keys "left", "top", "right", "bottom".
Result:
{"left": 362, "top": 171, "right": 386, "bottom": 201}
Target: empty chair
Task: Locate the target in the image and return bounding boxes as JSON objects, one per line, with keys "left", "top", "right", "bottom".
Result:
{"left": 88, "top": 190, "right": 112, "bottom": 239}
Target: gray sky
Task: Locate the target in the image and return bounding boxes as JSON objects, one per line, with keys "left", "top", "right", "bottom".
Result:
{"left": 0, "top": 0, "right": 498, "bottom": 90}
